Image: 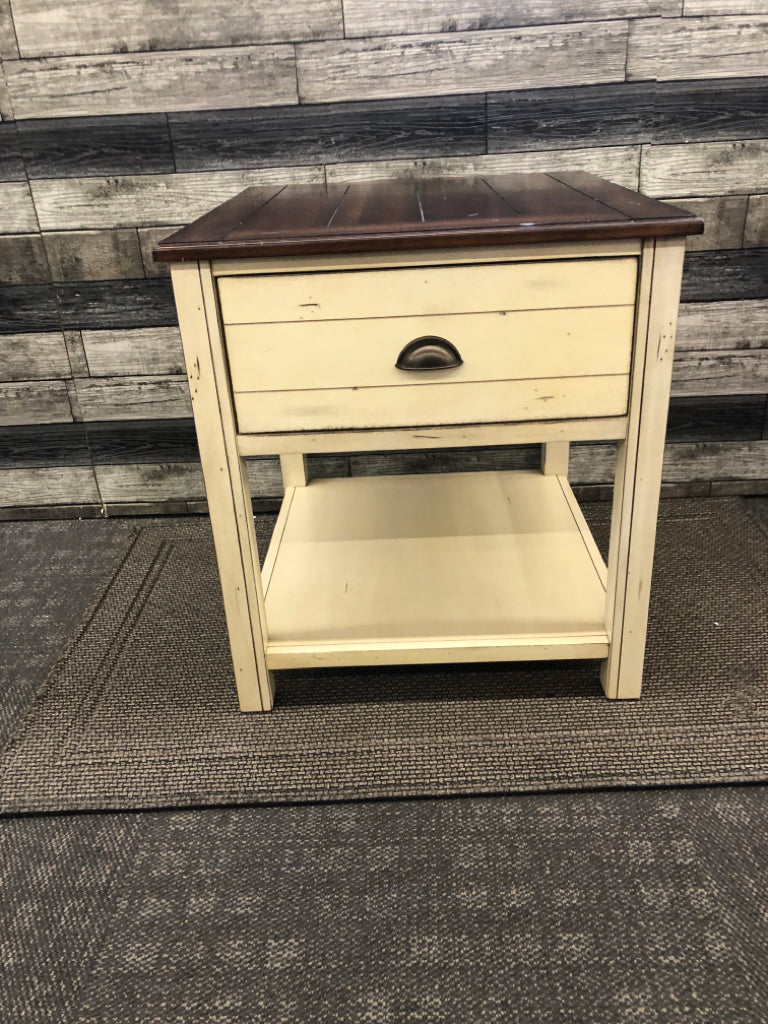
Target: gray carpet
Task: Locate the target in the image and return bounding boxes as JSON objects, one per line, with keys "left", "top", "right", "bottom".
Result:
{"left": 0, "top": 517, "right": 139, "bottom": 745}
{"left": 1, "top": 497, "right": 766, "bottom": 814}
{"left": 3, "top": 786, "right": 768, "bottom": 1023}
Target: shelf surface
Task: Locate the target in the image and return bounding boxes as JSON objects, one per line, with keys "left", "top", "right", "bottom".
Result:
{"left": 262, "top": 470, "right": 609, "bottom": 667}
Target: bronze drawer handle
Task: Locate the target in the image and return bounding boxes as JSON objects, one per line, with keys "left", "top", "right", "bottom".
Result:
{"left": 395, "top": 336, "right": 463, "bottom": 371}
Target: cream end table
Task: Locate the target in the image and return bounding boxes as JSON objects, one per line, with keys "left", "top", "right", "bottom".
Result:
{"left": 155, "top": 173, "right": 703, "bottom": 712}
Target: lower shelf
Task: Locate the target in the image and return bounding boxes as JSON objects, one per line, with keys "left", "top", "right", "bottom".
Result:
{"left": 261, "top": 469, "right": 609, "bottom": 669}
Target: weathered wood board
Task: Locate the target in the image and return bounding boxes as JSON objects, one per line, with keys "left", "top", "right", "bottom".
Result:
{"left": 570, "top": 440, "right": 768, "bottom": 483}
{"left": 682, "top": 249, "right": 768, "bottom": 302}
{"left": 0, "top": 331, "right": 71, "bottom": 381}
{"left": 343, "top": 0, "right": 679, "bottom": 38}
{"left": 4, "top": 46, "right": 299, "bottom": 119}
{"left": 297, "top": 22, "right": 629, "bottom": 103}
{"left": 628, "top": 16, "right": 768, "bottom": 82}
{"left": 0, "top": 0, "right": 18, "bottom": 59}
{"left": 138, "top": 227, "right": 182, "bottom": 277}
{"left": 169, "top": 95, "right": 486, "bottom": 172}
{"left": 677, "top": 300, "right": 768, "bottom": 351}
{"left": 0, "top": 380, "right": 73, "bottom": 425}
{"left": 54, "top": 279, "right": 176, "bottom": 331}
{"left": 325, "top": 146, "right": 640, "bottom": 189}
{"left": 30, "top": 167, "right": 323, "bottom": 231}
{"left": 641, "top": 140, "right": 768, "bottom": 198}
{"left": 0, "top": 121, "right": 24, "bottom": 179}
{"left": 11, "top": 0, "right": 342, "bottom": 57}
{"left": 43, "top": 229, "right": 144, "bottom": 282}
{"left": 1, "top": 181, "right": 38, "bottom": 233}
{"left": 18, "top": 113, "right": 174, "bottom": 177}
{"left": 74, "top": 375, "right": 192, "bottom": 421}
{"left": 670, "top": 196, "right": 747, "bottom": 252}
{"left": 744, "top": 194, "right": 768, "bottom": 247}
{"left": 0, "top": 235, "right": 49, "bottom": 285}
{"left": 81, "top": 327, "right": 184, "bottom": 377}
{"left": 672, "top": 351, "right": 768, "bottom": 396}
{"left": 0, "top": 465, "right": 100, "bottom": 506}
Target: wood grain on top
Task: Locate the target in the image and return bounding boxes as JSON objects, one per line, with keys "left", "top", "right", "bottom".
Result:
{"left": 153, "top": 173, "right": 704, "bottom": 262}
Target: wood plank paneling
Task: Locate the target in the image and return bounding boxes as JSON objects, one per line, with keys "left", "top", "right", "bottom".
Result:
{"left": 0, "top": 465, "right": 99, "bottom": 506}
{"left": 488, "top": 78, "right": 768, "bottom": 154}
{"left": 346, "top": 433, "right": 768, "bottom": 485}
{"left": 81, "top": 327, "right": 184, "bottom": 376}
{"left": 43, "top": 230, "right": 143, "bottom": 282}
{"left": 0, "top": 73, "right": 14, "bottom": 121}
{"left": 0, "top": 0, "right": 18, "bottom": 59}
{"left": 685, "top": 1, "right": 768, "bottom": 12}
{"left": 1, "top": 181, "right": 38, "bottom": 233}
{"left": 348, "top": 446, "right": 542, "bottom": 479}
{"left": 488, "top": 83, "right": 650, "bottom": 154}
{"left": 681, "top": 249, "right": 768, "bottom": 302}
{"left": 661, "top": 441, "right": 768, "bottom": 481}
{"left": 343, "top": 0, "right": 678, "bottom": 37}
{"left": 31, "top": 167, "right": 323, "bottom": 231}
{"left": 672, "top": 351, "right": 768, "bottom": 396}
{"left": 138, "top": 227, "right": 181, "bottom": 277}
{"left": 569, "top": 440, "right": 768, "bottom": 483}
{"left": 641, "top": 140, "right": 768, "bottom": 198}
{"left": 95, "top": 462, "right": 205, "bottom": 503}
{"left": 87, "top": 418, "right": 198, "bottom": 464}
{"left": 12, "top": 0, "right": 341, "bottom": 57}
{"left": 94, "top": 457, "right": 290, "bottom": 503}
{"left": 0, "top": 380, "right": 73, "bottom": 424}
{"left": 668, "top": 196, "right": 747, "bottom": 252}
{"left": 18, "top": 114, "right": 174, "bottom": 178}
{"left": 628, "top": 15, "right": 768, "bottom": 82}
{"left": 0, "top": 331, "right": 70, "bottom": 381}
{"left": 54, "top": 278, "right": 176, "bottom": 331}
{"left": 0, "top": 235, "right": 49, "bottom": 284}
{"left": 297, "top": 22, "right": 629, "bottom": 104}
{"left": 0, "top": 422, "right": 90, "bottom": 468}
{"left": 744, "top": 194, "right": 768, "bottom": 247}
{"left": 0, "top": 283, "right": 59, "bottom": 333}
{"left": 326, "top": 145, "right": 640, "bottom": 189}
{"left": 654, "top": 78, "right": 768, "bottom": 144}
{"left": 64, "top": 330, "right": 88, "bottom": 377}
{"left": 4, "top": 45, "right": 298, "bottom": 120}
{"left": 74, "top": 375, "right": 191, "bottom": 421}
{"left": 0, "top": 122, "right": 24, "bottom": 180}
{"left": 170, "top": 95, "right": 486, "bottom": 172}
{"left": 677, "top": 299, "right": 768, "bottom": 351}
{"left": 666, "top": 396, "right": 766, "bottom": 442}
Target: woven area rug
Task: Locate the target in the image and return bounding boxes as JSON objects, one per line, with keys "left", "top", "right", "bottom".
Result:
{"left": 1, "top": 497, "right": 767, "bottom": 814}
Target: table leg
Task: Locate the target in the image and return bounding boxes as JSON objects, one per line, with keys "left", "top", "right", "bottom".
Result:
{"left": 541, "top": 441, "right": 569, "bottom": 476}
{"left": 171, "top": 261, "right": 274, "bottom": 711}
{"left": 602, "top": 238, "right": 685, "bottom": 699}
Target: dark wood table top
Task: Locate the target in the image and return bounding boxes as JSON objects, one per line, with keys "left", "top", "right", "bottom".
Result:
{"left": 154, "top": 172, "right": 703, "bottom": 262}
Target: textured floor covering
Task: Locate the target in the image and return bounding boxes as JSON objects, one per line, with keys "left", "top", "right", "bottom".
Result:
{"left": 1, "top": 497, "right": 767, "bottom": 813}
{"left": 3, "top": 786, "right": 768, "bottom": 1023}
{"left": 0, "top": 517, "right": 139, "bottom": 745}
{"left": 1, "top": 504, "right": 767, "bottom": 1022}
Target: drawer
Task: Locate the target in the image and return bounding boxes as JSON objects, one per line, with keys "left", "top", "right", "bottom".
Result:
{"left": 218, "top": 257, "right": 638, "bottom": 325}
{"left": 228, "top": 303, "right": 636, "bottom": 435}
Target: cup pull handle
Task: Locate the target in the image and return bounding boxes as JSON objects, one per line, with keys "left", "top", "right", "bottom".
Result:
{"left": 395, "top": 336, "right": 463, "bottom": 371}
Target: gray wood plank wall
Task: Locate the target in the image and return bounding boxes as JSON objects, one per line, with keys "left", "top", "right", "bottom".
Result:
{"left": 0, "top": 3, "right": 767, "bottom": 513}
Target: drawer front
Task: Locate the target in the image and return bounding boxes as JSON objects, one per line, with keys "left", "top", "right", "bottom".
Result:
{"left": 227, "top": 305, "right": 634, "bottom": 393}
{"left": 222, "top": 258, "right": 637, "bottom": 435}
{"left": 218, "top": 258, "right": 638, "bottom": 325}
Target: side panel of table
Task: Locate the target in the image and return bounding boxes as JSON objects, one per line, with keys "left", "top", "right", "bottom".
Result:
{"left": 170, "top": 261, "right": 274, "bottom": 712}
{"left": 602, "top": 237, "right": 686, "bottom": 699}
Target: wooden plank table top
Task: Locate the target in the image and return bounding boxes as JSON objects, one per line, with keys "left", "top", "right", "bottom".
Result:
{"left": 153, "top": 172, "right": 703, "bottom": 262}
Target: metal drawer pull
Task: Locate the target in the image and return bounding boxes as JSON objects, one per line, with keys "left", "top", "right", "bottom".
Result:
{"left": 395, "top": 336, "right": 463, "bottom": 371}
